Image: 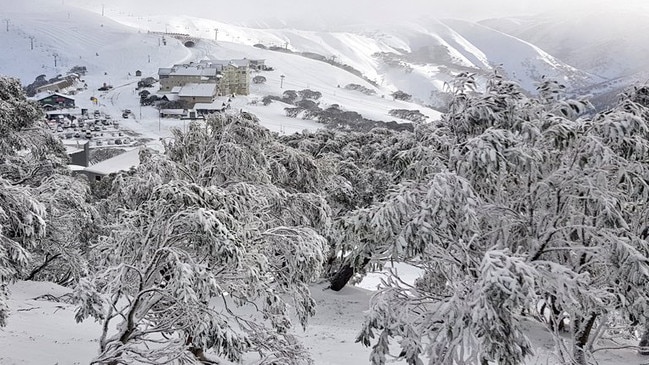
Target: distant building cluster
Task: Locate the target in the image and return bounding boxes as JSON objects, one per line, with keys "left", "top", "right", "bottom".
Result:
{"left": 157, "top": 59, "right": 266, "bottom": 107}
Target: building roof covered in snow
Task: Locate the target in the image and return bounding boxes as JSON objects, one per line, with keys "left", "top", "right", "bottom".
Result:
{"left": 178, "top": 83, "right": 217, "bottom": 98}
{"left": 84, "top": 148, "right": 142, "bottom": 175}
{"left": 33, "top": 92, "right": 75, "bottom": 101}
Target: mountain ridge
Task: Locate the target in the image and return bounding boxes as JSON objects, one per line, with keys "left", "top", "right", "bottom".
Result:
{"left": 3, "top": 1, "right": 647, "bottom": 112}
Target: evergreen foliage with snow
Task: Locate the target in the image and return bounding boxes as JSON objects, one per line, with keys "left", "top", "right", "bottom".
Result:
{"left": 341, "top": 72, "right": 649, "bottom": 364}
{"left": 5, "top": 63, "right": 649, "bottom": 364}
{"left": 77, "top": 113, "right": 331, "bottom": 364}
{"left": 0, "top": 76, "right": 92, "bottom": 326}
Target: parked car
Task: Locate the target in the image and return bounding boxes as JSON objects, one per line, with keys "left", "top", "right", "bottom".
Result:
{"left": 85, "top": 132, "right": 92, "bottom": 139}
{"left": 115, "top": 139, "right": 123, "bottom": 145}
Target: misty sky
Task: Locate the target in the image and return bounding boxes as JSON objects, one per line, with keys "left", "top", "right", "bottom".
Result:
{"left": 67, "top": 0, "right": 649, "bottom": 28}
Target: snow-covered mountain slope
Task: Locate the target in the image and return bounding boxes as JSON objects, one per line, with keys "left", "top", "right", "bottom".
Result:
{"left": 437, "top": 19, "right": 603, "bottom": 91}
{"left": 0, "top": 0, "right": 441, "bottom": 139}
{"left": 480, "top": 9, "right": 649, "bottom": 81}
{"left": 3, "top": 0, "right": 640, "bottom": 126}
{"left": 102, "top": 8, "right": 601, "bottom": 102}
{"left": 0, "top": 2, "right": 190, "bottom": 85}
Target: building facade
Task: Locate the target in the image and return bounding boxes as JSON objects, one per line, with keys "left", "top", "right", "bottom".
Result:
{"left": 158, "top": 64, "right": 219, "bottom": 92}
{"left": 158, "top": 59, "right": 254, "bottom": 97}
{"left": 35, "top": 93, "right": 76, "bottom": 109}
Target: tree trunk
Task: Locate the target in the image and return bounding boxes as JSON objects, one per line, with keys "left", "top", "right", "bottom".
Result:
{"left": 329, "top": 256, "right": 371, "bottom": 291}
{"left": 187, "top": 336, "right": 219, "bottom": 364}
{"left": 639, "top": 325, "right": 649, "bottom": 355}
{"left": 25, "top": 254, "right": 61, "bottom": 281}
{"left": 573, "top": 313, "right": 597, "bottom": 365}
{"left": 189, "top": 347, "right": 216, "bottom": 364}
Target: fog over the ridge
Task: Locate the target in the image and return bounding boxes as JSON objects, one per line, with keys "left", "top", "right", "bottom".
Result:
{"left": 63, "top": 0, "right": 649, "bottom": 28}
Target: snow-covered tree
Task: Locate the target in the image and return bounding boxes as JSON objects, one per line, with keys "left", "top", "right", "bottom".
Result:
{"left": 78, "top": 113, "right": 331, "bottom": 364}
{"left": 252, "top": 75, "right": 267, "bottom": 84}
{"left": 0, "top": 76, "right": 92, "bottom": 326}
{"left": 345, "top": 73, "right": 649, "bottom": 364}
{"left": 24, "top": 174, "right": 95, "bottom": 284}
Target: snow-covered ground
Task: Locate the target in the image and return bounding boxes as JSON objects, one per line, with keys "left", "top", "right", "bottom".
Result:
{"left": 0, "top": 278, "right": 644, "bottom": 365}
{"left": 0, "top": 280, "right": 381, "bottom": 365}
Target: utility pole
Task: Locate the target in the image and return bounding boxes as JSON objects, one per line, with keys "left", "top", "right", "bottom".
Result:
{"left": 280, "top": 75, "right": 285, "bottom": 89}
{"left": 29, "top": 36, "right": 34, "bottom": 50}
{"left": 214, "top": 28, "right": 218, "bottom": 41}
{"left": 101, "top": 4, "right": 105, "bottom": 16}
{"left": 148, "top": 54, "right": 151, "bottom": 63}
{"left": 53, "top": 53, "right": 58, "bottom": 67}
{"left": 3, "top": 19, "right": 9, "bottom": 32}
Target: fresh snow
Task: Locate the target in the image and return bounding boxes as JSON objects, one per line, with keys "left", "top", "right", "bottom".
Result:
{"left": 438, "top": 19, "right": 603, "bottom": 91}
{"left": 0, "top": 277, "right": 644, "bottom": 365}
{"left": 1, "top": 1, "right": 648, "bottom": 364}
{"left": 1, "top": 0, "right": 441, "bottom": 145}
